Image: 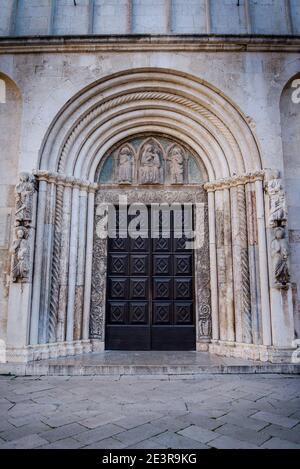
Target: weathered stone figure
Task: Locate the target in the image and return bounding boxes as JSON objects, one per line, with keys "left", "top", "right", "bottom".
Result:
{"left": 169, "top": 145, "right": 184, "bottom": 184}
{"left": 271, "top": 227, "right": 290, "bottom": 287}
{"left": 140, "top": 143, "right": 161, "bottom": 184}
{"left": 10, "top": 227, "right": 29, "bottom": 282}
{"left": 118, "top": 145, "right": 133, "bottom": 183}
{"left": 15, "top": 172, "right": 36, "bottom": 225}
{"left": 266, "top": 170, "right": 287, "bottom": 227}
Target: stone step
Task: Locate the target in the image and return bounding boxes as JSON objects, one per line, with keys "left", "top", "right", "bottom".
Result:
{"left": 1, "top": 350, "right": 300, "bottom": 376}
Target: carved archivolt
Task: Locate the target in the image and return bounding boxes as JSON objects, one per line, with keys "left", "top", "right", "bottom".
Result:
{"left": 57, "top": 90, "right": 244, "bottom": 174}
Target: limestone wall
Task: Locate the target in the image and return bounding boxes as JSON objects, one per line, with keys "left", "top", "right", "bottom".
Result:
{"left": 280, "top": 75, "right": 300, "bottom": 338}
{"left": 0, "top": 0, "right": 300, "bottom": 36}
{"left": 0, "top": 42, "right": 299, "bottom": 361}
{"left": 0, "top": 73, "right": 21, "bottom": 347}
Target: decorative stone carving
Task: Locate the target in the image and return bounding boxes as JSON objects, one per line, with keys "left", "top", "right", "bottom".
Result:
{"left": 204, "top": 171, "right": 265, "bottom": 192}
{"left": 195, "top": 203, "right": 211, "bottom": 340}
{"left": 167, "top": 145, "right": 184, "bottom": 184}
{"left": 265, "top": 170, "right": 287, "bottom": 228}
{"left": 271, "top": 227, "right": 290, "bottom": 288}
{"left": 90, "top": 207, "right": 107, "bottom": 340}
{"left": 97, "top": 136, "right": 204, "bottom": 185}
{"left": 118, "top": 145, "right": 133, "bottom": 184}
{"left": 15, "top": 172, "right": 36, "bottom": 226}
{"left": 10, "top": 226, "right": 30, "bottom": 282}
{"left": 139, "top": 140, "right": 162, "bottom": 184}
{"left": 11, "top": 172, "right": 37, "bottom": 283}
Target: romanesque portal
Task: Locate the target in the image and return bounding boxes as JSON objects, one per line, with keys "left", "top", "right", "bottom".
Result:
{"left": 4, "top": 69, "right": 296, "bottom": 364}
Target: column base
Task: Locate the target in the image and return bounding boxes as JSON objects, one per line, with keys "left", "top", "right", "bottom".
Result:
{"left": 4, "top": 339, "right": 104, "bottom": 364}
{"left": 209, "top": 340, "right": 298, "bottom": 363}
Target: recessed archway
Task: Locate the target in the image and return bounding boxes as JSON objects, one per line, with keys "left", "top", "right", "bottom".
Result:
{"left": 39, "top": 68, "right": 262, "bottom": 181}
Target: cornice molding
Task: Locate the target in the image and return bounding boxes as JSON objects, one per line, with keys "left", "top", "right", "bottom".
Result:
{"left": 33, "top": 170, "right": 97, "bottom": 191}
{"left": 204, "top": 171, "right": 265, "bottom": 192}
{"left": 0, "top": 35, "right": 300, "bottom": 54}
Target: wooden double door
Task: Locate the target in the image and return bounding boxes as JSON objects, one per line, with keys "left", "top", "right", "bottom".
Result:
{"left": 105, "top": 206, "right": 196, "bottom": 350}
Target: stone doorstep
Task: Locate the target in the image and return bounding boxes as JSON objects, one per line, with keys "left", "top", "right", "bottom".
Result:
{"left": 0, "top": 362, "right": 300, "bottom": 376}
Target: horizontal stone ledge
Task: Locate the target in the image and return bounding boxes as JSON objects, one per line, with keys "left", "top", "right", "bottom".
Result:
{"left": 33, "top": 170, "right": 98, "bottom": 191}
{"left": 31, "top": 169, "right": 268, "bottom": 192}
{"left": 1, "top": 35, "right": 300, "bottom": 54}
{"left": 204, "top": 171, "right": 265, "bottom": 191}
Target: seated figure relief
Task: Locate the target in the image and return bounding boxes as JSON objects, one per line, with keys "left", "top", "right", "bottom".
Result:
{"left": 139, "top": 142, "right": 162, "bottom": 184}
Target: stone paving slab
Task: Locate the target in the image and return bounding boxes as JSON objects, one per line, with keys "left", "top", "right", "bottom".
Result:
{"left": 0, "top": 374, "right": 299, "bottom": 449}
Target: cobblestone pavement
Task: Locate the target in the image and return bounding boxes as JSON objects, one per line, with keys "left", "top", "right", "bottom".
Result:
{"left": 0, "top": 374, "right": 299, "bottom": 449}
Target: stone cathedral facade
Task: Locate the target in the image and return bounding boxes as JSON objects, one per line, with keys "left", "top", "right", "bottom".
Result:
{"left": 0, "top": 0, "right": 300, "bottom": 365}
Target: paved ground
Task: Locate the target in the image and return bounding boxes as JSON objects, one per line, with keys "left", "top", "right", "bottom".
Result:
{"left": 0, "top": 374, "right": 299, "bottom": 449}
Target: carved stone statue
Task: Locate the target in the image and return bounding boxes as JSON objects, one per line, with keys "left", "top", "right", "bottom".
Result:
{"left": 10, "top": 227, "right": 29, "bottom": 282}
{"left": 15, "top": 172, "right": 36, "bottom": 225}
{"left": 118, "top": 145, "right": 133, "bottom": 184}
{"left": 168, "top": 145, "right": 184, "bottom": 184}
{"left": 139, "top": 142, "right": 161, "bottom": 184}
{"left": 271, "top": 227, "right": 290, "bottom": 288}
{"left": 266, "top": 170, "right": 287, "bottom": 227}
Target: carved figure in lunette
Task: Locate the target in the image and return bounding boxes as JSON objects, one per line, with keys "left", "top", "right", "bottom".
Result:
{"left": 118, "top": 145, "right": 133, "bottom": 184}
{"left": 168, "top": 145, "right": 184, "bottom": 184}
{"left": 139, "top": 142, "right": 161, "bottom": 184}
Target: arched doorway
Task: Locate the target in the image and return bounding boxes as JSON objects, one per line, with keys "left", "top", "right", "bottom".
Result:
{"left": 6, "top": 68, "right": 296, "bottom": 363}
{"left": 93, "top": 134, "right": 210, "bottom": 350}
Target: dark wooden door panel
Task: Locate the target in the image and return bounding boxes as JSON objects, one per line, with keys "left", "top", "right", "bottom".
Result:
{"left": 151, "top": 326, "right": 196, "bottom": 350}
{"left": 105, "top": 205, "right": 195, "bottom": 350}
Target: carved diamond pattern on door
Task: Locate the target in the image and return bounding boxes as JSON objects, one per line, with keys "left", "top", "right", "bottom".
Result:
{"left": 110, "top": 254, "right": 128, "bottom": 275}
{"left": 130, "top": 302, "right": 148, "bottom": 323}
{"left": 131, "top": 235, "right": 148, "bottom": 251}
{"left": 109, "top": 236, "right": 128, "bottom": 251}
{"left": 109, "top": 303, "right": 127, "bottom": 323}
{"left": 131, "top": 255, "right": 148, "bottom": 275}
{"left": 153, "top": 255, "right": 171, "bottom": 275}
{"left": 154, "top": 278, "right": 172, "bottom": 299}
{"left": 174, "top": 255, "right": 192, "bottom": 275}
{"left": 106, "top": 205, "right": 195, "bottom": 350}
{"left": 174, "top": 235, "right": 189, "bottom": 251}
{"left": 153, "top": 236, "right": 170, "bottom": 252}
{"left": 110, "top": 278, "right": 127, "bottom": 299}
{"left": 131, "top": 278, "right": 148, "bottom": 298}
{"left": 174, "top": 303, "right": 193, "bottom": 324}
{"left": 174, "top": 279, "right": 192, "bottom": 299}
{"left": 153, "top": 303, "right": 171, "bottom": 324}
